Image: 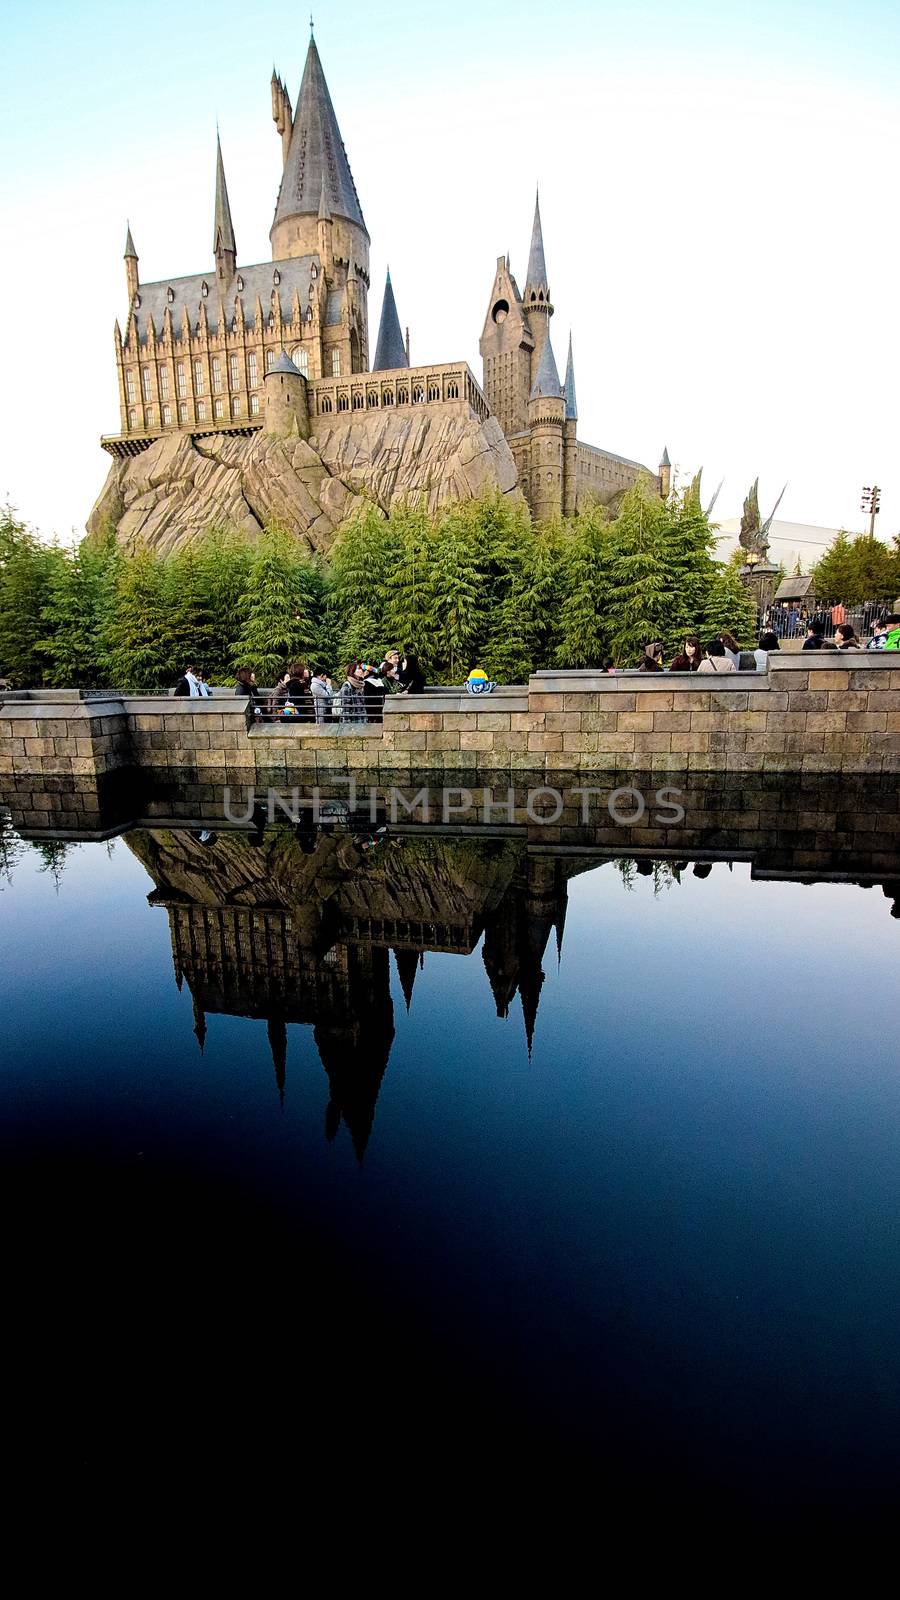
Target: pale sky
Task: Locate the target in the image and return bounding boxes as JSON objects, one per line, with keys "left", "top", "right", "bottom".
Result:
{"left": 2, "top": 0, "right": 899, "bottom": 551}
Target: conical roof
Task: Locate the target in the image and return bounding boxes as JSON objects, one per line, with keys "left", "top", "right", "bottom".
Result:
{"left": 529, "top": 332, "right": 561, "bottom": 400}
{"left": 272, "top": 36, "right": 367, "bottom": 235}
{"left": 564, "top": 333, "right": 577, "bottom": 420}
{"left": 124, "top": 223, "right": 137, "bottom": 259}
{"left": 271, "top": 349, "right": 302, "bottom": 375}
{"left": 372, "top": 269, "right": 408, "bottom": 371}
{"left": 660, "top": 445, "right": 671, "bottom": 468}
{"left": 524, "top": 189, "right": 548, "bottom": 294}
{"left": 213, "top": 134, "right": 236, "bottom": 257}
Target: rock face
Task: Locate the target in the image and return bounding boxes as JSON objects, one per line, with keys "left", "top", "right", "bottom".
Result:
{"left": 88, "top": 410, "right": 519, "bottom": 556}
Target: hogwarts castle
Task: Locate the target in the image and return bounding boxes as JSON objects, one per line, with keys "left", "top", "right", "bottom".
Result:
{"left": 93, "top": 28, "right": 663, "bottom": 547}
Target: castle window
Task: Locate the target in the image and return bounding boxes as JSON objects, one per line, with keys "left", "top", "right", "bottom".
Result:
{"left": 232, "top": 395, "right": 242, "bottom": 417}
{"left": 214, "top": 397, "right": 224, "bottom": 419}
{"left": 193, "top": 359, "right": 205, "bottom": 395}
{"left": 321, "top": 396, "right": 333, "bottom": 413}
{"left": 146, "top": 406, "right": 155, "bottom": 427}
{"left": 491, "top": 300, "right": 509, "bottom": 324}
{"left": 447, "top": 382, "right": 459, "bottom": 399}
{"left": 331, "top": 349, "right": 341, "bottom": 376}
{"left": 352, "top": 392, "right": 364, "bottom": 410}
{"left": 201, "top": 281, "right": 209, "bottom": 298}
{"left": 413, "top": 385, "right": 425, "bottom": 404}
{"left": 273, "top": 269, "right": 281, "bottom": 286}
{"left": 290, "top": 345, "right": 309, "bottom": 377}
{"left": 178, "top": 401, "right": 188, "bottom": 422}
{"left": 197, "top": 400, "right": 207, "bottom": 421}
{"left": 248, "top": 352, "right": 258, "bottom": 387}
{"left": 211, "top": 357, "right": 222, "bottom": 393}
{"left": 176, "top": 362, "right": 187, "bottom": 398}
{"left": 236, "top": 275, "right": 244, "bottom": 292}
{"left": 140, "top": 366, "right": 151, "bottom": 401}
{"left": 250, "top": 393, "right": 259, "bottom": 416}
{"left": 125, "top": 369, "right": 137, "bottom": 403}
{"left": 162, "top": 404, "right": 172, "bottom": 425}
{"left": 128, "top": 407, "right": 137, "bottom": 430}
{"left": 338, "top": 394, "right": 349, "bottom": 411}
{"left": 367, "top": 391, "right": 378, "bottom": 408}
{"left": 265, "top": 349, "right": 276, "bottom": 372}
{"left": 133, "top": 293, "right": 141, "bottom": 309}
{"left": 159, "top": 366, "right": 170, "bottom": 400}
{"left": 229, "top": 353, "right": 240, "bottom": 390}
{"left": 306, "top": 305, "right": 313, "bottom": 323}
{"left": 428, "top": 384, "right": 440, "bottom": 401}
{"left": 397, "top": 387, "right": 409, "bottom": 405}
{"left": 382, "top": 390, "right": 393, "bottom": 406}
{"left": 268, "top": 311, "right": 275, "bottom": 329}
{"left": 166, "top": 287, "right": 174, "bottom": 304}
{"left": 310, "top": 263, "right": 318, "bottom": 280}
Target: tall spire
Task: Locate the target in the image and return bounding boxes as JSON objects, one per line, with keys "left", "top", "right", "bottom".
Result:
{"left": 372, "top": 268, "right": 408, "bottom": 371}
{"left": 124, "top": 222, "right": 137, "bottom": 260}
{"left": 529, "top": 330, "right": 561, "bottom": 400}
{"left": 272, "top": 35, "right": 367, "bottom": 234}
{"left": 524, "top": 188, "right": 548, "bottom": 297}
{"left": 213, "top": 133, "right": 237, "bottom": 282}
{"left": 124, "top": 222, "right": 139, "bottom": 302}
{"left": 564, "top": 333, "right": 578, "bottom": 420}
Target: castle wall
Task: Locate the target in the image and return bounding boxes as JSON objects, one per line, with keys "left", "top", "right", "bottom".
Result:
{"left": 575, "top": 443, "right": 660, "bottom": 508}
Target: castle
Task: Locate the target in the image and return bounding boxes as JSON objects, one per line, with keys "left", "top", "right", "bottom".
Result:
{"left": 104, "top": 28, "right": 667, "bottom": 525}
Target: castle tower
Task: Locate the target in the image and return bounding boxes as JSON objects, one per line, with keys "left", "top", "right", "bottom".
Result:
{"left": 523, "top": 190, "right": 552, "bottom": 391}
{"left": 659, "top": 446, "right": 671, "bottom": 499}
{"left": 213, "top": 134, "right": 237, "bottom": 289}
{"left": 372, "top": 269, "right": 408, "bottom": 371}
{"left": 264, "top": 349, "right": 309, "bottom": 439}
{"left": 124, "top": 224, "right": 138, "bottom": 305}
{"left": 563, "top": 333, "right": 578, "bottom": 517}
{"left": 270, "top": 31, "right": 370, "bottom": 302}
{"left": 528, "top": 332, "right": 565, "bottom": 523}
{"left": 479, "top": 254, "right": 533, "bottom": 438}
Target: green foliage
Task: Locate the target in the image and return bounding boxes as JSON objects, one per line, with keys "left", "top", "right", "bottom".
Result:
{"left": 230, "top": 525, "right": 322, "bottom": 679}
{"left": 0, "top": 507, "right": 62, "bottom": 685}
{"left": 812, "top": 531, "right": 900, "bottom": 606}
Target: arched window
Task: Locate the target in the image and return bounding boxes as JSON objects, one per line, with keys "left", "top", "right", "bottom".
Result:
{"left": 178, "top": 401, "right": 188, "bottom": 423}
{"left": 159, "top": 366, "right": 170, "bottom": 400}
{"left": 211, "top": 357, "right": 222, "bottom": 393}
{"left": 146, "top": 406, "right": 155, "bottom": 427}
{"left": 128, "top": 407, "right": 137, "bottom": 429}
{"left": 290, "top": 345, "right": 309, "bottom": 377}
{"left": 162, "top": 404, "right": 172, "bottom": 425}
{"left": 382, "top": 390, "right": 393, "bottom": 406}
{"left": 265, "top": 348, "right": 276, "bottom": 372}
{"left": 338, "top": 394, "right": 349, "bottom": 412}
{"left": 367, "top": 391, "right": 378, "bottom": 407}
{"left": 193, "top": 359, "right": 204, "bottom": 395}
{"left": 447, "top": 382, "right": 459, "bottom": 400}
{"left": 201, "top": 281, "right": 209, "bottom": 297}
{"left": 248, "top": 352, "right": 258, "bottom": 387}
{"left": 413, "top": 385, "right": 425, "bottom": 404}
{"left": 125, "top": 369, "right": 137, "bottom": 403}
{"left": 166, "top": 286, "right": 175, "bottom": 303}
{"left": 250, "top": 393, "right": 260, "bottom": 415}
{"left": 231, "top": 395, "right": 242, "bottom": 417}
{"left": 229, "top": 354, "right": 240, "bottom": 391}
{"left": 428, "top": 384, "right": 440, "bottom": 401}
{"left": 352, "top": 392, "right": 364, "bottom": 410}
{"left": 141, "top": 366, "right": 151, "bottom": 401}
{"left": 331, "top": 348, "right": 341, "bottom": 376}
{"left": 268, "top": 311, "right": 275, "bottom": 329}
{"left": 321, "top": 396, "right": 333, "bottom": 413}
{"left": 397, "top": 387, "right": 409, "bottom": 405}
{"left": 214, "top": 397, "right": 224, "bottom": 419}
{"left": 310, "top": 263, "right": 318, "bottom": 279}
{"left": 236, "top": 275, "right": 244, "bottom": 292}
{"left": 176, "top": 362, "right": 187, "bottom": 398}
{"left": 273, "top": 269, "right": 281, "bottom": 286}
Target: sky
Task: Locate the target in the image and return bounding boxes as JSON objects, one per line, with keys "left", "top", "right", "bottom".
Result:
{"left": 1, "top": 0, "right": 899, "bottom": 555}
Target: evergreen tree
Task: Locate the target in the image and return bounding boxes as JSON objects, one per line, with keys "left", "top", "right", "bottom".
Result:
{"left": 40, "top": 532, "right": 120, "bottom": 688}
{"left": 106, "top": 547, "right": 176, "bottom": 689}
{"left": 604, "top": 480, "right": 676, "bottom": 662}
{"left": 425, "top": 503, "right": 486, "bottom": 678}
{"left": 0, "top": 507, "right": 61, "bottom": 685}
{"left": 555, "top": 505, "right": 613, "bottom": 667}
{"left": 231, "top": 526, "right": 320, "bottom": 679}
{"left": 698, "top": 562, "right": 757, "bottom": 644}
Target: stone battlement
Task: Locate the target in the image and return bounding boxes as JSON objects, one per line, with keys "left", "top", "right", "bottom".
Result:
{"left": 2, "top": 655, "right": 900, "bottom": 781}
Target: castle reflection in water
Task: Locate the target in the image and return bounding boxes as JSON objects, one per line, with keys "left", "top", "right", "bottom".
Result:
{"left": 4, "top": 768, "right": 900, "bottom": 1159}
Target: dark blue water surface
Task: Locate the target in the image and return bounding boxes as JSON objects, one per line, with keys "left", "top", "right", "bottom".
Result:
{"left": 3, "top": 777, "right": 900, "bottom": 1512}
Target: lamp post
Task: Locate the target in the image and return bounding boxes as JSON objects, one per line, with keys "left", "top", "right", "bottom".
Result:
{"left": 861, "top": 485, "right": 881, "bottom": 538}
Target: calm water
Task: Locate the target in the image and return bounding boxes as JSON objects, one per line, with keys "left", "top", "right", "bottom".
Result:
{"left": 3, "top": 772, "right": 900, "bottom": 1509}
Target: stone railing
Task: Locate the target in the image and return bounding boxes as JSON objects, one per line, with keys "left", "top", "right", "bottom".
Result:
{"left": 309, "top": 362, "right": 490, "bottom": 423}
{"left": 2, "top": 655, "right": 899, "bottom": 779}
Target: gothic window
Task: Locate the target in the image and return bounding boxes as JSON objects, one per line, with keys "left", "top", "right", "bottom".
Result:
{"left": 249, "top": 393, "right": 260, "bottom": 415}
{"left": 447, "top": 382, "right": 459, "bottom": 399}
{"left": 290, "top": 345, "right": 309, "bottom": 376}
{"left": 428, "top": 384, "right": 440, "bottom": 401}
{"left": 310, "top": 263, "right": 318, "bottom": 279}
{"left": 201, "top": 281, "right": 209, "bottom": 298}
{"left": 128, "top": 408, "right": 137, "bottom": 429}
{"left": 176, "top": 363, "right": 187, "bottom": 398}
{"left": 193, "top": 359, "right": 205, "bottom": 395}
{"left": 197, "top": 400, "right": 207, "bottom": 421}
{"left": 211, "top": 357, "right": 222, "bottom": 393}
{"left": 141, "top": 366, "right": 151, "bottom": 401}
{"left": 331, "top": 348, "right": 341, "bottom": 376}
{"left": 214, "top": 397, "right": 224, "bottom": 419}
{"left": 268, "top": 312, "right": 275, "bottom": 329}
{"left": 162, "top": 404, "right": 172, "bottom": 425}
{"left": 236, "top": 275, "right": 244, "bottom": 292}
{"left": 413, "top": 385, "right": 425, "bottom": 404}
{"left": 229, "top": 353, "right": 240, "bottom": 390}
{"left": 273, "top": 269, "right": 281, "bottom": 286}
{"left": 265, "top": 348, "right": 276, "bottom": 371}
{"left": 178, "top": 401, "right": 188, "bottom": 422}
{"left": 166, "top": 287, "right": 175, "bottom": 303}
{"left": 159, "top": 366, "right": 170, "bottom": 400}
{"left": 232, "top": 395, "right": 242, "bottom": 417}
{"left": 397, "top": 387, "right": 409, "bottom": 405}
{"left": 125, "top": 369, "right": 137, "bottom": 403}
{"left": 367, "top": 391, "right": 378, "bottom": 407}
{"left": 248, "top": 352, "right": 258, "bottom": 387}
{"left": 321, "top": 396, "right": 333, "bottom": 413}
{"left": 338, "top": 394, "right": 349, "bottom": 412}
{"left": 382, "top": 390, "right": 393, "bottom": 406}
{"left": 352, "top": 392, "right": 364, "bottom": 410}
{"left": 146, "top": 406, "right": 155, "bottom": 427}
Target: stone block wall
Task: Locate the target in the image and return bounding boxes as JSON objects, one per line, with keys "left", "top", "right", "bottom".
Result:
{"left": 1, "top": 657, "right": 899, "bottom": 779}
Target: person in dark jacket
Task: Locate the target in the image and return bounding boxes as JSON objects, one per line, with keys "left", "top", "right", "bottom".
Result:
{"left": 362, "top": 666, "right": 388, "bottom": 723}
{"left": 638, "top": 641, "right": 665, "bottom": 672}
{"left": 398, "top": 652, "right": 425, "bottom": 693}
{"left": 234, "top": 667, "right": 263, "bottom": 702}
{"left": 669, "top": 635, "right": 702, "bottom": 672}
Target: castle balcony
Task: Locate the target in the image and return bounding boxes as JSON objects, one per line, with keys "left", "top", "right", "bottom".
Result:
{"left": 309, "top": 361, "right": 491, "bottom": 424}
{"left": 101, "top": 418, "right": 263, "bottom": 457}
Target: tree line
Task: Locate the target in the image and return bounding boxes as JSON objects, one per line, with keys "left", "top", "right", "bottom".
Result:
{"left": 811, "top": 530, "right": 900, "bottom": 607}
{"left": 0, "top": 480, "right": 756, "bottom": 691}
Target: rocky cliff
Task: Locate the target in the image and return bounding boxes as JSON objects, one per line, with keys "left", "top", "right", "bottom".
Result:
{"left": 88, "top": 409, "right": 519, "bottom": 556}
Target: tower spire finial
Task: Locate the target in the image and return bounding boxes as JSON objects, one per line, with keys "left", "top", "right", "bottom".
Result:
{"left": 524, "top": 186, "right": 548, "bottom": 295}
{"left": 213, "top": 130, "right": 237, "bottom": 281}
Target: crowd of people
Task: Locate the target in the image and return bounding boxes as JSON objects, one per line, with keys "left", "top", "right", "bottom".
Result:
{"left": 230, "top": 650, "right": 425, "bottom": 723}
{"left": 631, "top": 614, "right": 900, "bottom": 674}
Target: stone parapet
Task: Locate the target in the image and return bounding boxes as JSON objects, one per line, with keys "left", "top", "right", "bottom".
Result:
{"left": 2, "top": 655, "right": 900, "bottom": 778}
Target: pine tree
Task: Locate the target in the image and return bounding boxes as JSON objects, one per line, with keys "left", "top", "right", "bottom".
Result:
{"left": 39, "top": 534, "right": 119, "bottom": 687}
{"left": 231, "top": 526, "right": 319, "bottom": 679}
{"left": 106, "top": 547, "right": 177, "bottom": 689}
{"left": 555, "top": 505, "right": 613, "bottom": 667}
{"left": 425, "top": 503, "right": 486, "bottom": 679}
{"left": 0, "top": 507, "right": 61, "bottom": 685}
{"left": 604, "top": 481, "right": 676, "bottom": 662}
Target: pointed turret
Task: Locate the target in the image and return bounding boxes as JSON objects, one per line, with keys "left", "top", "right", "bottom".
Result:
{"left": 564, "top": 333, "right": 578, "bottom": 420}
{"left": 529, "top": 331, "right": 561, "bottom": 400}
{"left": 124, "top": 223, "right": 139, "bottom": 303}
{"left": 192, "top": 993, "right": 207, "bottom": 1053}
{"left": 267, "top": 1013, "right": 287, "bottom": 1108}
{"left": 213, "top": 133, "right": 237, "bottom": 286}
{"left": 272, "top": 35, "right": 367, "bottom": 237}
{"left": 372, "top": 268, "right": 408, "bottom": 371}
{"left": 659, "top": 445, "right": 671, "bottom": 500}
{"left": 393, "top": 949, "right": 421, "bottom": 1013}
{"left": 524, "top": 189, "right": 549, "bottom": 299}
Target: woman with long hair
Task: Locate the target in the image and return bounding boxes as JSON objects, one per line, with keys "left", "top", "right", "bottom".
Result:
{"left": 638, "top": 641, "right": 665, "bottom": 673}
{"left": 669, "top": 635, "right": 702, "bottom": 672}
